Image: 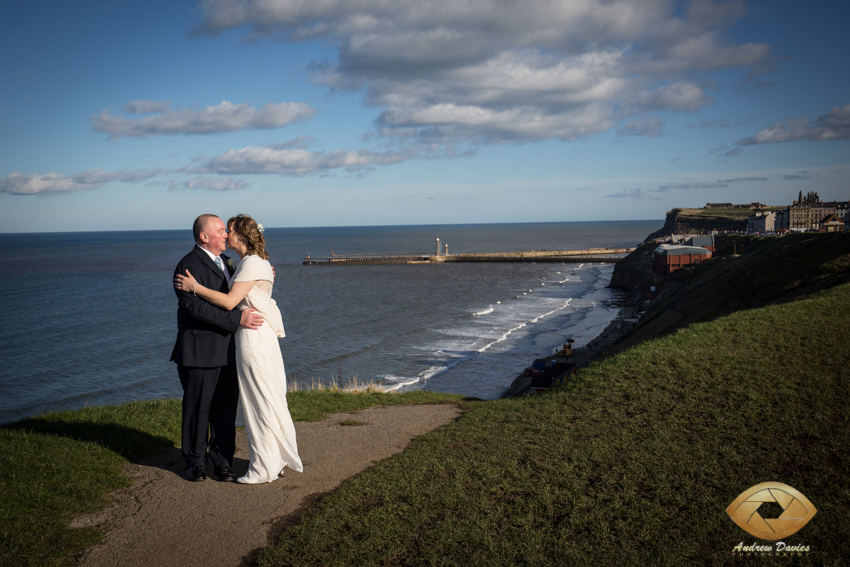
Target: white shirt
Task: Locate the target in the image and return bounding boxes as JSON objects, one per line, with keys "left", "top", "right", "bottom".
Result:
{"left": 195, "top": 244, "right": 231, "bottom": 285}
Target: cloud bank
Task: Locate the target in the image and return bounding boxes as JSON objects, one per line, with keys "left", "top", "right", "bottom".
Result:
{"left": 737, "top": 104, "right": 850, "bottom": 145}
{"left": 0, "top": 169, "right": 165, "bottom": 196}
{"left": 93, "top": 100, "right": 315, "bottom": 139}
{"left": 175, "top": 177, "right": 251, "bottom": 191}
{"left": 659, "top": 181, "right": 729, "bottom": 189}
{"left": 197, "top": 143, "right": 442, "bottom": 176}
{"left": 606, "top": 188, "right": 662, "bottom": 200}
{"left": 196, "top": 0, "right": 771, "bottom": 144}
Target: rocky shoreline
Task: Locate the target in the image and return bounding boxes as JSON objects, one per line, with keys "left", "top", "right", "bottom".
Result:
{"left": 500, "top": 310, "right": 638, "bottom": 398}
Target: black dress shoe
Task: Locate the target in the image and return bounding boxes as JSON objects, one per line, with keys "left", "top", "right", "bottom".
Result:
{"left": 215, "top": 466, "right": 237, "bottom": 482}
{"left": 187, "top": 466, "right": 207, "bottom": 482}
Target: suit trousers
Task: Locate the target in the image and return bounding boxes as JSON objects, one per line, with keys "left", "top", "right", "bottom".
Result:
{"left": 178, "top": 364, "right": 239, "bottom": 469}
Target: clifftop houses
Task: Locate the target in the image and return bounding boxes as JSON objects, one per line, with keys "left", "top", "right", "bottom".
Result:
{"left": 733, "top": 192, "right": 847, "bottom": 234}
{"left": 654, "top": 192, "right": 848, "bottom": 274}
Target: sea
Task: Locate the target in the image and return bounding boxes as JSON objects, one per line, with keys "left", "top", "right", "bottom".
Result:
{"left": 0, "top": 221, "right": 659, "bottom": 424}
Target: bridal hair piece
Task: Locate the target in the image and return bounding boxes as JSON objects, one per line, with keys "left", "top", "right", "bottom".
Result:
{"left": 227, "top": 214, "right": 269, "bottom": 260}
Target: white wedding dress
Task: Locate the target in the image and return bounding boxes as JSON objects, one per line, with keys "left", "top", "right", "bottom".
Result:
{"left": 232, "top": 255, "right": 303, "bottom": 484}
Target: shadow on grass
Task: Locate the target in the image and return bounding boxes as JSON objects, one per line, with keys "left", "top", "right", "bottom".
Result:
{"left": 3, "top": 419, "right": 175, "bottom": 463}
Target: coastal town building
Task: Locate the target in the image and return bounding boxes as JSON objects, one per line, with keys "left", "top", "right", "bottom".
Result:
{"left": 784, "top": 191, "right": 849, "bottom": 231}
{"left": 822, "top": 214, "right": 844, "bottom": 232}
{"left": 741, "top": 193, "right": 849, "bottom": 232}
{"left": 836, "top": 202, "right": 850, "bottom": 229}
{"left": 653, "top": 244, "right": 712, "bottom": 275}
{"left": 774, "top": 208, "right": 788, "bottom": 230}
{"left": 747, "top": 211, "right": 777, "bottom": 233}
{"left": 686, "top": 235, "right": 716, "bottom": 252}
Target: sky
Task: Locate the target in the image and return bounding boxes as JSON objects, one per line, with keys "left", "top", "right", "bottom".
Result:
{"left": 1, "top": 0, "right": 849, "bottom": 233}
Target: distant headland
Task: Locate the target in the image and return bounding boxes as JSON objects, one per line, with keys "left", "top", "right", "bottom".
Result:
{"left": 645, "top": 191, "right": 848, "bottom": 241}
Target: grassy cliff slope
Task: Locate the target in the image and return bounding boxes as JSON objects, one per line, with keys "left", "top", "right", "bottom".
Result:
{"left": 612, "top": 231, "right": 850, "bottom": 354}
{"left": 259, "top": 283, "right": 850, "bottom": 566}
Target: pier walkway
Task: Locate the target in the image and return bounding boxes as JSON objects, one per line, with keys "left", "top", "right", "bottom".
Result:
{"left": 303, "top": 248, "right": 634, "bottom": 265}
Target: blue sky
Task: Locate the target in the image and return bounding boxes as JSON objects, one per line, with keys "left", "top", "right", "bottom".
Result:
{"left": 1, "top": 0, "right": 848, "bottom": 232}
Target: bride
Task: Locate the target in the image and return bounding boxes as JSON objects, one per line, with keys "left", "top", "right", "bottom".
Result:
{"left": 174, "top": 214, "right": 302, "bottom": 484}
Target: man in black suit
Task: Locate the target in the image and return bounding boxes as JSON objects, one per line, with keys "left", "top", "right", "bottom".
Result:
{"left": 170, "top": 214, "right": 263, "bottom": 482}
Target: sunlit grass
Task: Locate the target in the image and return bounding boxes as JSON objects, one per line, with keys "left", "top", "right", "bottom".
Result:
{"left": 258, "top": 284, "right": 850, "bottom": 566}
{"left": 0, "top": 393, "right": 462, "bottom": 567}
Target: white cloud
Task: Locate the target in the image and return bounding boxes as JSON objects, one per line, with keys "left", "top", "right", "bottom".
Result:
{"left": 198, "top": 144, "right": 430, "bottom": 175}
{"left": 196, "top": 0, "right": 771, "bottom": 144}
{"left": 93, "top": 100, "right": 315, "bottom": 139}
{"left": 605, "top": 188, "right": 662, "bottom": 200}
{"left": 737, "top": 104, "right": 850, "bottom": 146}
{"left": 173, "top": 177, "right": 251, "bottom": 191}
{"left": 0, "top": 169, "right": 164, "bottom": 196}
{"left": 659, "top": 181, "right": 729, "bottom": 189}
{"left": 719, "top": 176, "right": 766, "bottom": 182}
{"left": 635, "top": 82, "right": 713, "bottom": 112}
{"left": 782, "top": 171, "right": 814, "bottom": 181}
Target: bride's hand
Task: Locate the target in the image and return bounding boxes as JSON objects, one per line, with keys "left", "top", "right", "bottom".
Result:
{"left": 174, "top": 270, "right": 198, "bottom": 293}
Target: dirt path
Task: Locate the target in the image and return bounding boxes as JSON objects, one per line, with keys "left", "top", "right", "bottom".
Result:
{"left": 72, "top": 404, "right": 461, "bottom": 567}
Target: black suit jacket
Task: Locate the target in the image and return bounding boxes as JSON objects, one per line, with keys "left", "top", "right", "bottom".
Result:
{"left": 170, "top": 246, "right": 242, "bottom": 367}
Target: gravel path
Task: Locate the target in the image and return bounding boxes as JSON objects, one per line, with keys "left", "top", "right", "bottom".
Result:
{"left": 72, "top": 404, "right": 461, "bottom": 567}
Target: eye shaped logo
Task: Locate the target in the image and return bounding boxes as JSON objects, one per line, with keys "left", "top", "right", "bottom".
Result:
{"left": 726, "top": 482, "right": 817, "bottom": 540}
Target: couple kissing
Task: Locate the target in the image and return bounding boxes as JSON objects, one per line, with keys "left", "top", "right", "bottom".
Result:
{"left": 170, "top": 213, "right": 302, "bottom": 484}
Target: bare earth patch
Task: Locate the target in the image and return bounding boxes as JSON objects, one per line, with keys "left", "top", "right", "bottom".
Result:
{"left": 73, "top": 404, "right": 461, "bottom": 567}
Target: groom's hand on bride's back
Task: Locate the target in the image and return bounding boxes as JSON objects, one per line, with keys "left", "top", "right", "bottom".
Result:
{"left": 240, "top": 308, "right": 264, "bottom": 330}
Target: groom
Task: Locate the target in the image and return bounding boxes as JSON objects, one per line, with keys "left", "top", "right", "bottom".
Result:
{"left": 171, "top": 214, "right": 263, "bottom": 482}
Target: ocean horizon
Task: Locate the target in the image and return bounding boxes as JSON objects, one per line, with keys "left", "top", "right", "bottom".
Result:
{"left": 0, "top": 220, "right": 661, "bottom": 424}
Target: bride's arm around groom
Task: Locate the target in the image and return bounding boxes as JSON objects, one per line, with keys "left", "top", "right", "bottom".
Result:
{"left": 170, "top": 214, "right": 262, "bottom": 483}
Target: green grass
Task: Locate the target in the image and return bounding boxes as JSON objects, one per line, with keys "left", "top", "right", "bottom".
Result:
{"left": 287, "top": 390, "right": 467, "bottom": 422}
{"left": 0, "top": 399, "right": 183, "bottom": 567}
{"left": 258, "top": 284, "right": 850, "bottom": 566}
{"left": 694, "top": 206, "right": 786, "bottom": 218}
{"left": 695, "top": 207, "right": 756, "bottom": 218}
{"left": 0, "top": 393, "right": 463, "bottom": 567}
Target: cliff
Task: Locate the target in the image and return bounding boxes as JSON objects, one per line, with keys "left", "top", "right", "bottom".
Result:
{"left": 608, "top": 242, "right": 666, "bottom": 298}
{"left": 609, "top": 231, "right": 850, "bottom": 355}
{"left": 644, "top": 208, "right": 750, "bottom": 242}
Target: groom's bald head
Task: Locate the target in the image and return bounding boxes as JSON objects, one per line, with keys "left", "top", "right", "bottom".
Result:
{"left": 193, "top": 214, "right": 220, "bottom": 243}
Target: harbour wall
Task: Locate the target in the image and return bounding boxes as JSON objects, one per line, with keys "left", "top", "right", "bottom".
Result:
{"left": 303, "top": 248, "right": 634, "bottom": 265}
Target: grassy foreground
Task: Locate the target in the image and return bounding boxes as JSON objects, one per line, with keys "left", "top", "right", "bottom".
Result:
{"left": 258, "top": 284, "right": 850, "bottom": 566}
{"left": 0, "top": 390, "right": 462, "bottom": 567}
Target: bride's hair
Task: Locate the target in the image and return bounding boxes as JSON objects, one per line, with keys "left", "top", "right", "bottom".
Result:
{"left": 227, "top": 214, "right": 269, "bottom": 260}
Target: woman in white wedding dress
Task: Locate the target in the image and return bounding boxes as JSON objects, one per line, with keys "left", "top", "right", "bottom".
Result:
{"left": 174, "top": 214, "right": 302, "bottom": 484}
